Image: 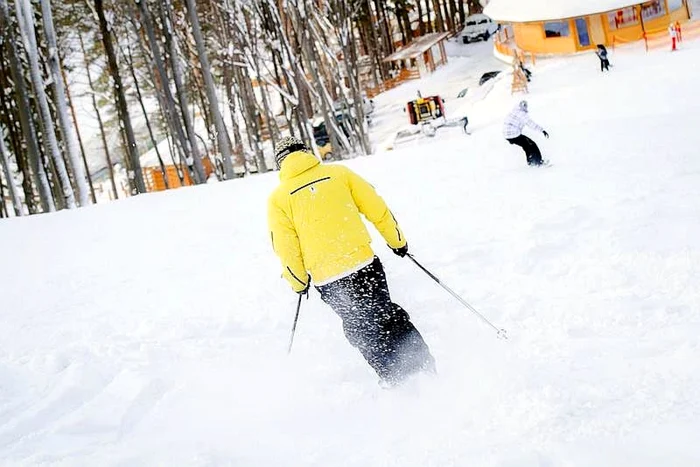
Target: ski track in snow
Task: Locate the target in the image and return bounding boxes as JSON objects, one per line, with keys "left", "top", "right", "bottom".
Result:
{"left": 1, "top": 38, "right": 700, "bottom": 466}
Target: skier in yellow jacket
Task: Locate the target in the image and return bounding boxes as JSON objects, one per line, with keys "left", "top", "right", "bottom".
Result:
{"left": 268, "top": 136, "right": 434, "bottom": 385}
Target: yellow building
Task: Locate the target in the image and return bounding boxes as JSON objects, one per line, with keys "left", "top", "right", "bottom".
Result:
{"left": 484, "top": 0, "right": 692, "bottom": 54}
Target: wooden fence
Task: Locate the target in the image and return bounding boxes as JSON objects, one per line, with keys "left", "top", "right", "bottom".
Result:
{"left": 365, "top": 68, "right": 421, "bottom": 98}
{"left": 613, "top": 20, "right": 700, "bottom": 51}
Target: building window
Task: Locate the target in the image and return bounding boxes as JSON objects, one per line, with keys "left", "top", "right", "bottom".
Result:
{"left": 667, "top": 0, "right": 684, "bottom": 11}
{"left": 641, "top": 0, "right": 666, "bottom": 20}
{"left": 608, "top": 7, "right": 639, "bottom": 29}
{"left": 544, "top": 21, "right": 570, "bottom": 38}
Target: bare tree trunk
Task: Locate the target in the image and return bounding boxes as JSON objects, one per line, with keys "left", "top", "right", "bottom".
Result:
{"left": 222, "top": 64, "right": 245, "bottom": 170}
{"left": 415, "top": 0, "right": 425, "bottom": 35}
{"left": 245, "top": 13, "right": 279, "bottom": 153}
{"left": 271, "top": 50, "right": 295, "bottom": 135}
{"left": 365, "top": 0, "right": 386, "bottom": 81}
{"left": 121, "top": 41, "right": 169, "bottom": 190}
{"left": 224, "top": 1, "right": 269, "bottom": 171}
{"left": 422, "top": 0, "right": 433, "bottom": 33}
{"left": 441, "top": 0, "right": 453, "bottom": 31}
{"left": 60, "top": 63, "right": 97, "bottom": 204}
{"left": 94, "top": 0, "right": 146, "bottom": 194}
{"left": 79, "top": 32, "right": 119, "bottom": 200}
{"left": 134, "top": 27, "right": 185, "bottom": 186}
{"left": 160, "top": 1, "right": 206, "bottom": 184}
{"left": 0, "top": 126, "right": 23, "bottom": 215}
{"left": 432, "top": 0, "right": 445, "bottom": 32}
{"left": 234, "top": 62, "right": 267, "bottom": 172}
{"left": 40, "top": 0, "right": 90, "bottom": 206}
{"left": 372, "top": 0, "right": 393, "bottom": 54}
{"left": 401, "top": 7, "right": 413, "bottom": 41}
{"left": 0, "top": 175, "right": 6, "bottom": 217}
{"left": 131, "top": 1, "right": 191, "bottom": 184}
{"left": 447, "top": 0, "right": 457, "bottom": 31}
{"left": 0, "top": 48, "right": 33, "bottom": 213}
{"left": 344, "top": 21, "right": 371, "bottom": 154}
{"left": 393, "top": 7, "right": 407, "bottom": 44}
{"left": 17, "top": 0, "right": 76, "bottom": 208}
{"left": 0, "top": 0, "right": 53, "bottom": 212}
{"left": 293, "top": 10, "right": 342, "bottom": 158}
{"left": 184, "top": 0, "right": 235, "bottom": 180}
{"left": 312, "top": 0, "right": 371, "bottom": 155}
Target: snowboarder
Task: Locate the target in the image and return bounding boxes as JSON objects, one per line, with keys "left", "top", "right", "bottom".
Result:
{"left": 503, "top": 100, "right": 549, "bottom": 167}
{"left": 596, "top": 44, "right": 611, "bottom": 72}
{"left": 268, "top": 136, "right": 435, "bottom": 386}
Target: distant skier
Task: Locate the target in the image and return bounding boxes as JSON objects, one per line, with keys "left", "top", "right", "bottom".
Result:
{"left": 669, "top": 23, "right": 678, "bottom": 51}
{"left": 268, "top": 136, "right": 435, "bottom": 386}
{"left": 461, "top": 115, "right": 470, "bottom": 134}
{"left": 503, "top": 100, "right": 549, "bottom": 167}
{"left": 596, "top": 44, "right": 611, "bottom": 72}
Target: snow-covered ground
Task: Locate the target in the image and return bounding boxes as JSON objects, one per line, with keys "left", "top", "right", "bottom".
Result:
{"left": 368, "top": 39, "right": 508, "bottom": 149}
{"left": 2, "top": 37, "right": 700, "bottom": 466}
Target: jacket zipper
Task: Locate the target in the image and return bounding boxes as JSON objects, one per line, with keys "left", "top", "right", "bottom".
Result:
{"left": 290, "top": 177, "right": 331, "bottom": 195}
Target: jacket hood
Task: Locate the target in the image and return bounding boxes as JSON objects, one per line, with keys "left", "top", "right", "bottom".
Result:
{"left": 279, "top": 151, "right": 320, "bottom": 180}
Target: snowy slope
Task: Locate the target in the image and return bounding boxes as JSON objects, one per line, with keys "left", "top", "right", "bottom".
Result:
{"left": 369, "top": 39, "right": 508, "bottom": 150}
{"left": 1, "top": 40, "right": 700, "bottom": 466}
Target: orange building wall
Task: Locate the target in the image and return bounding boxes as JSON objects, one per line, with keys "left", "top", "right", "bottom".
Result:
{"left": 589, "top": 15, "right": 607, "bottom": 45}
{"left": 513, "top": 22, "right": 578, "bottom": 54}
{"left": 509, "top": 1, "right": 691, "bottom": 54}
{"left": 668, "top": 4, "right": 691, "bottom": 25}
{"left": 605, "top": 22, "right": 644, "bottom": 44}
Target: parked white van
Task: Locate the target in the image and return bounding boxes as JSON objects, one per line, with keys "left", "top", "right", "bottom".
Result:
{"left": 461, "top": 14, "right": 499, "bottom": 43}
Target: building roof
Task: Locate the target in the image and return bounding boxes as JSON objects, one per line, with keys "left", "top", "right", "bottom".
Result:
{"left": 484, "top": 0, "right": 641, "bottom": 22}
{"left": 383, "top": 32, "right": 451, "bottom": 62}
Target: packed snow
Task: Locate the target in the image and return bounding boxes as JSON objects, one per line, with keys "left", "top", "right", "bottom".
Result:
{"left": 1, "top": 36, "right": 700, "bottom": 466}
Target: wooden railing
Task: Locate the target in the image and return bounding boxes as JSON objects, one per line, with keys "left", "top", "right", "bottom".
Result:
{"left": 365, "top": 68, "right": 421, "bottom": 98}
{"left": 494, "top": 36, "right": 536, "bottom": 65}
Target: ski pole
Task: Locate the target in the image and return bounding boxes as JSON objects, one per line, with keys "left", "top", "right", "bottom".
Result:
{"left": 287, "top": 293, "right": 304, "bottom": 354}
{"left": 407, "top": 253, "right": 508, "bottom": 340}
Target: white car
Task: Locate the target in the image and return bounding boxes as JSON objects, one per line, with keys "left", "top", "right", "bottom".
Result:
{"left": 461, "top": 14, "right": 499, "bottom": 44}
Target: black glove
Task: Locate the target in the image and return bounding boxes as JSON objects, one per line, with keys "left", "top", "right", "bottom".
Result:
{"left": 391, "top": 244, "right": 409, "bottom": 258}
{"left": 297, "top": 279, "right": 310, "bottom": 297}
{"left": 543, "top": 130, "right": 550, "bottom": 139}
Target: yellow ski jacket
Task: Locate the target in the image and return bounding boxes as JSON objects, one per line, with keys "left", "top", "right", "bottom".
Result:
{"left": 267, "top": 151, "right": 406, "bottom": 292}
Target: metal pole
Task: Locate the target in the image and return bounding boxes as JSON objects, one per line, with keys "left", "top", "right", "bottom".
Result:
{"left": 407, "top": 254, "right": 508, "bottom": 339}
{"left": 287, "top": 294, "right": 304, "bottom": 354}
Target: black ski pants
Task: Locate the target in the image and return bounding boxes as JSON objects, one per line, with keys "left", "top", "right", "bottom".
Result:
{"left": 507, "top": 134, "right": 543, "bottom": 166}
{"left": 599, "top": 58, "right": 610, "bottom": 72}
{"left": 317, "top": 257, "right": 435, "bottom": 384}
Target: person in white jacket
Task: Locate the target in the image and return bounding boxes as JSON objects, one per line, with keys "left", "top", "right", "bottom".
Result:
{"left": 669, "top": 23, "right": 678, "bottom": 51}
{"left": 503, "top": 100, "right": 549, "bottom": 166}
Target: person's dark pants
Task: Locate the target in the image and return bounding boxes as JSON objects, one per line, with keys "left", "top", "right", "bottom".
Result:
{"left": 507, "top": 134, "right": 543, "bottom": 166}
{"left": 317, "top": 257, "right": 435, "bottom": 384}
{"left": 600, "top": 59, "right": 610, "bottom": 72}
